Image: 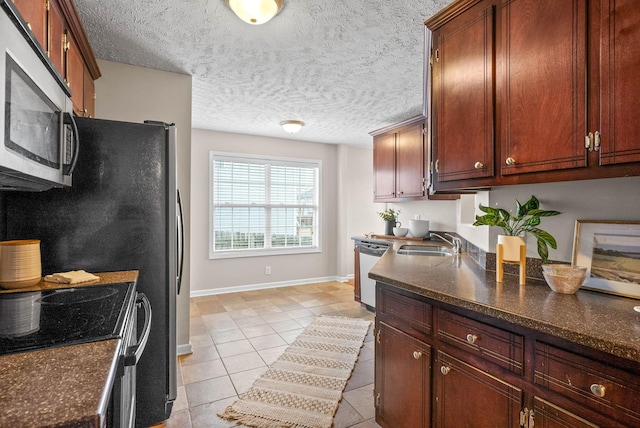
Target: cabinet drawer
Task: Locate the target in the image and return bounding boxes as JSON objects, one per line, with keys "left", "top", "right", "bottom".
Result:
{"left": 437, "top": 309, "right": 523, "bottom": 374}
{"left": 377, "top": 286, "right": 432, "bottom": 341}
{"left": 535, "top": 342, "right": 640, "bottom": 425}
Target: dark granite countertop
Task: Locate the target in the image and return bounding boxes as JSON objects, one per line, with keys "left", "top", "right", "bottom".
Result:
{"left": 0, "top": 339, "right": 121, "bottom": 428}
{"left": 368, "top": 242, "right": 640, "bottom": 363}
{"left": 0, "top": 271, "right": 139, "bottom": 428}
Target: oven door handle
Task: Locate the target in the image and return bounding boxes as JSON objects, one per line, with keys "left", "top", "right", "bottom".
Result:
{"left": 124, "top": 293, "right": 152, "bottom": 367}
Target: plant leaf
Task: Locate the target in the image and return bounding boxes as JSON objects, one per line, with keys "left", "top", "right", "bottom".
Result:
{"left": 529, "top": 228, "right": 558, "bottom": 249}
{"left": 522, "top": 217, "right": 541, "bottom": 229}
{"left": 519, "top": 195, "right": 540, "bottom": 216}
{"left": 527, "top": 209, "right": 561, "bottom": 217}
{"left": 537, "top": 239, "right": 550, "bottom": 264}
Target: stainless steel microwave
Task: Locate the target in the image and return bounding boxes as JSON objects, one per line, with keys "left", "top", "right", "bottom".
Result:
{"left": 0, "top": 0, "right": 78, "bottom": 191}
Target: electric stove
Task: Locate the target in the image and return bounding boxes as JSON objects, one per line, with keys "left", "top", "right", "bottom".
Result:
{"left": 0, "top": 281, "right": 135, "bottom": 356}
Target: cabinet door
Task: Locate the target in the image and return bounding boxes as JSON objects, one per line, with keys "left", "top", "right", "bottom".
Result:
{"left": 47, "top": 0, "right": 66, "bottom": 75}
{"left": 375, "top": 322, "right": 430, "bottom": 428}
{"left": 599, "top": 0, "right": 640, "bottom": 165}
{"left": 83, "top": 65, "right": 95, "bottom": 117}
{"left": 12, "top": 0, "right": 47, "bottom": 48}
{"left": 66, "top": 31, "right": 85, "bottom": 115}
{"left": 373, "top": 132, "right": 396, "bottom": 201}
{"left": 533, "top": 397, "right": 599, "bottom": 428}
{"left": 499, "top": 0, "right": 588, "bottom": 175}
{"left": 434, "top": 351, "right": 523, "bottom": 427}
{"left": 431, "top": 0, "right": 495, "bottom": 186}
{"left": 395, "top": 120, "right": 425, "bottom": 198}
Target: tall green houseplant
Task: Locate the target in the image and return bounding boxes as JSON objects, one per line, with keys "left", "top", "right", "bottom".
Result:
{"left": 473, "top": 195, "right": 560, "bottom": 263}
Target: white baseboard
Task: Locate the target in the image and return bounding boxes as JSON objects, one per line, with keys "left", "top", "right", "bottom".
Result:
{"left": 177, "top": 342, "right": 193, "bottom": 356}
{"left": 190, "top": 275, "right": 350, "bottom": 297}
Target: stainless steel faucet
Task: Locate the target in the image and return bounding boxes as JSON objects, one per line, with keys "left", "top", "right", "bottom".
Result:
{"left": 431, "top": 232, "right": 462, "bottom": 254}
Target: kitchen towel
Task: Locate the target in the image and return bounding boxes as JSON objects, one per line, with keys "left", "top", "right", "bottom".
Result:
{"left": 44, "top": 270, "right": 100, "bottom": 284}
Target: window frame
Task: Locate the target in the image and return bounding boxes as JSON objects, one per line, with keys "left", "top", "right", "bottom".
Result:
{"left": 209, "top": 151, "right": 322, "bottom": 259}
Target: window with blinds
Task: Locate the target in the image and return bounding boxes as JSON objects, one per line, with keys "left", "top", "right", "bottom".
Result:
{"left": 210, "top": 152, "right": 321, "bottom": 258}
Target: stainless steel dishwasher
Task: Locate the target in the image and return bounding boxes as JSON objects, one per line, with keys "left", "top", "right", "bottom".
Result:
{"left": 358, "top": 240, "right": 390, "bottom": 310}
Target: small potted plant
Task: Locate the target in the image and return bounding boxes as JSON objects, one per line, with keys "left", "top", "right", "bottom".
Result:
{"left": 473, "top": 195, "right": 560, "bottom": 264}
{"left": 378, "top": 208, "right": 401, "bottom": 236}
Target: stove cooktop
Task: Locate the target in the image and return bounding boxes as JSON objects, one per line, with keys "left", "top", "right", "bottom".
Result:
{"left": 0, "top": 282, "right": 134, "bottom": 356}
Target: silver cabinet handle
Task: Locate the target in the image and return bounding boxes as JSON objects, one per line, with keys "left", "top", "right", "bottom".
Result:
{"left": 590, "top": 383, "right": 606, "bottom": 398}
{"left": 506, "top": 157, "right": 516, "bottom": 166}
{"left": 413, "top": 351, "right": 422, "bottom": 360}
{"left": 474, "top": 162, "right": 484, "bottom": 169}
{"left": 441, "top": 366, "right": 450, "bottom": 375}
{"left": 466, "top": 334, "right": 478, "bottom": 344}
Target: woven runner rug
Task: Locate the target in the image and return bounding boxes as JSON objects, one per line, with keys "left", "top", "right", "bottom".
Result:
{"left": 218, "top": 315, "right": 371, "bottom": 428}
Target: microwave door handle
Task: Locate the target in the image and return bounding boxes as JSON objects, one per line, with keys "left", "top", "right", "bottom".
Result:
{"left": 63, "top": 112, "right": 80, "bottom": 176}
{"left": 124, "top": 293, "right": 152, "bottom": 367}
{"left": 177, "top": 189, "right": 185, "bottom": 295}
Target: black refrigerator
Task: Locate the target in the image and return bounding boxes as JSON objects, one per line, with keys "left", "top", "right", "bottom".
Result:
{"left": 5, "top": 117, "right": 182, "bottom": 427}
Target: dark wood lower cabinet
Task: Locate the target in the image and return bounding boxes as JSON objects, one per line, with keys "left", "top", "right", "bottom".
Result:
{"left": 375, "top": 322, "right": 431, "bottom": 428}
{"left": 374, "top": 283, "right": 640, "bottom": 428}
{"left": 434, "top": 351, "right": 523, "bottom": 428}
{"left": 533, "top": 397, "right": 599, "bottom": 428}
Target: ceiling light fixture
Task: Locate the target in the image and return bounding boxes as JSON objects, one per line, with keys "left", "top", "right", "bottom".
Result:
{"left": 280, "top": 120, "right": 304, "bottom": 133}
{"left": 226, "top": 0, "right": 283, "bottom": 25}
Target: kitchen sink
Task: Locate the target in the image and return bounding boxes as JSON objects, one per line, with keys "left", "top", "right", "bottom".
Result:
{"left": 396, "top": 245, "right": 453, "bottom": 257}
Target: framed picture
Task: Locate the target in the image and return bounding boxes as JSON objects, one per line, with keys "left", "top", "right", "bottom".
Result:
{"left": 572, "top": 220, "right": 640, "bottom": 299}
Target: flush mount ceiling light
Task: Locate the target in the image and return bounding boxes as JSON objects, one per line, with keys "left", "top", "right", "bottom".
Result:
{"left": 280, "top": 120, "right": 304, "bottom": 133}
{"left": 226, "top": 0, "right": 283, "bottom": 25}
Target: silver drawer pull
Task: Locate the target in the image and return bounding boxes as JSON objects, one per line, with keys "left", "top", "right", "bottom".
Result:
{"left": 474, "top": 161, "right": 484, "bottom": 169}
{"left": 506, "top": 157, "right": 516, "bottom": 166}
{"left": 590, "top": 383, "right": 606, "bottom": 398}
{"left": 441, "top": 366, "right": 451, "bottom": 375}
{"left": 466, "top": 334, "right": 478, "bottom": 344}
{"left": 413, "top": 351, "right": 422, "bottom": 360}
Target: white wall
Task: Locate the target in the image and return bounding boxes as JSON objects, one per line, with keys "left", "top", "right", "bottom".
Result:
{"left": 94, "top": 60, "right": 192, "bottom": 352}
{"left": 190, "top": 129, "right": 339, "bottom": 294}
{"left": 337, "top": 145, "right": 380, "bottom": 277}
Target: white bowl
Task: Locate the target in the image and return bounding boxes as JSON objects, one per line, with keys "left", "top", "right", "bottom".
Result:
{"left": 542, "top": 264, "right": 587, "bottom": 294}
{"left": 408, "top": 220, "right": 430, "bottom": 238}
{"left": 393, "top": 227, "right": 408, "bottom": 237}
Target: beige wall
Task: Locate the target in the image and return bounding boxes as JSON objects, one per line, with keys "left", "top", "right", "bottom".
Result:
{"left": 94, "top": 60, "right": 192, "bottom": 353}
{"left": 190, "top": 129, "right": 339, "bottom": 294}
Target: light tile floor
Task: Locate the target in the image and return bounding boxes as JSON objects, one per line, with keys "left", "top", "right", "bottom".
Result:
{"left": 163, "top": 281, "right": 380, "bottom": 428}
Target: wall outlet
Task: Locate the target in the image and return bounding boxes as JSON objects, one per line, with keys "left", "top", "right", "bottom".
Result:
{"left": 265, "top": 266, "right": 271, "bottom": 275}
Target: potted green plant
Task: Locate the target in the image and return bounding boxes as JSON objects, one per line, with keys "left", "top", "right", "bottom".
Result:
{"left": 473, "top": 195, "right": 560, "bottom": 264}
{"left": 378, "top": 208, "right": 401, "bottom": 236}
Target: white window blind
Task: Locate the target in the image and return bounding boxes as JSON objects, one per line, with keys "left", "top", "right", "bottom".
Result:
{"left": 210, "top": 152, "right": 321, "bottom": 258}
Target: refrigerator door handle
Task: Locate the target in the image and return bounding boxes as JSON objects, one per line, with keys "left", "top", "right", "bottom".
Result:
{"left": 124, "top": 293, "right": 152, "bottom": 367}
{"left": 177, "top": 189, "right": 185, "bottom": 295}
{"left": 62, "top": 112, "right": 80, "bottom": 176}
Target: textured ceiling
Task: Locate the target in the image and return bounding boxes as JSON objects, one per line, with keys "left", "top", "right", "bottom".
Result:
{"left": 72, "top": 0, "right": 452, "bottom": 146}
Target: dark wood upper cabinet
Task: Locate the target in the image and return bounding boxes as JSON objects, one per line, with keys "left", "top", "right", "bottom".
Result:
{"left": 12, "top": 0, "right": 47, "bottom": 48}
{"left": 12, "top": 0, "right": 100, "bottom": 117}
{"left": 431, "top": 0, "right": 495, "bottom": 184}
{"left": 47, "top": 0, "right": 66, "bottom": 74}
{"left": 598, "top": 0, "right": 640, "bottom": 166}
{"left": 395, "top": 120, "right": 426, "bottom": 198}
{"left": 426, "top": 0, "right": 640, "bottom": 191}
{"left": 372, "top": 130, "right": 397, "bottom": 202}
{"left": 371, "top": 116, "right": 426, "bottom": 202}
{"left": 499, "top": 0, "right": 588, "bottom": 176}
